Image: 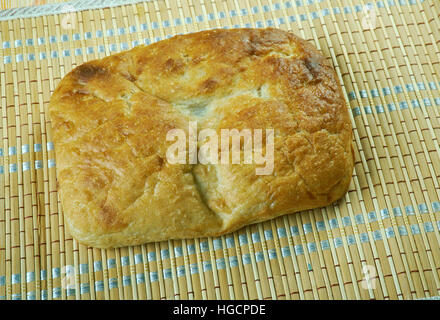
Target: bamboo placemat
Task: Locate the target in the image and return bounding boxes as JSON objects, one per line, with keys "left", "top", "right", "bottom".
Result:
{"left": 0, "top": 1, "right": 65, "bottom": 10}
{"left": 0, "top": 0, "right": 440, "bottom": 300}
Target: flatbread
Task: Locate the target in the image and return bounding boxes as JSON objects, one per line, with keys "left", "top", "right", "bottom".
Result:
{"left": 49, "top": 28, "right": 354, "bottom": 248}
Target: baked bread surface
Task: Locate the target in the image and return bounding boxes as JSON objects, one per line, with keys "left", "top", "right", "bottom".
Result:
{"left": 49, "top": 28, "right": 354, "bottom": 248}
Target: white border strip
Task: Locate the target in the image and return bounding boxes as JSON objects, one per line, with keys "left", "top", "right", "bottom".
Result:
{"left": 0, "top": 0, "right": 149, "bottom": 21}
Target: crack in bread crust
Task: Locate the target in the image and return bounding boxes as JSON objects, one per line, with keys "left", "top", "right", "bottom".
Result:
{"left": 49, "top": 28, "right": 354, "bottom": 248}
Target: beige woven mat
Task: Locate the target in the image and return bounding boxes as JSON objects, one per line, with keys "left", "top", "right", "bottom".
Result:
{"left": 0, "top": 1, "right": 64, "bottom": 10}
{"left": 0, "top": 0, "right": 440, "bottom": 300}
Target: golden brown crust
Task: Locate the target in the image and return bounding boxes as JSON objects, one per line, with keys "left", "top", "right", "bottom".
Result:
{"left": 49, "top": 28, "right": 354, "bottom": 248}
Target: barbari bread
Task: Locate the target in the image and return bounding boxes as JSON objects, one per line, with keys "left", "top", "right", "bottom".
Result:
{"left": 49, "top": 28, "right": 354, "bottom": 248}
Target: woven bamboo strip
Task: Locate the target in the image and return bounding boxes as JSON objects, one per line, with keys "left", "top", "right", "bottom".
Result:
{"left": 205, "top": 237, "right": 224, "bottom": 299}
{"left": 0, "top": 19, "right": 6, "bottom": 301}
{"left": 187, "top": 238, "right": 204, "bottom": 299}
{"left": 29, "top": 13, "right": 44, "bottom": 301}
{"left": 35, "top": 11, "right": 49, "bottom": 299}
{"left": 1, "top": 18, "right": 9, "bottom": 301}
{"left": 260, "top": 221, "right": 288, "bottom": 300}
{"left": 219, "top": 236, "right": 237, "bottom": 299}
{"left": 26, "top": 15, "right": 42, "bottom": 298}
